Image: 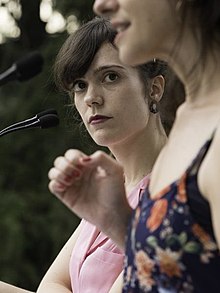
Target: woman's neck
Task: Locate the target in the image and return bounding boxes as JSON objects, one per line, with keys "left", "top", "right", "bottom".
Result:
{"left": 109, "top": 118, "right": 167, "bottom": 192}
{"left": 166, "top": 26, "right": 220, "bottom": 108}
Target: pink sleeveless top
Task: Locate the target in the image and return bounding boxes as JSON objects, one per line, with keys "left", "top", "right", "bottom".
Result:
{"left": 69, "top": 175, "right": 149, "bottom": 293}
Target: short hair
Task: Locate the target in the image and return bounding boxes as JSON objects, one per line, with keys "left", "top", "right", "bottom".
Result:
{"left": 54, "top": 17, "right": 167, "bottom": 92}
{"left": 54, "top": 17, "right": 184, "bottom": 135}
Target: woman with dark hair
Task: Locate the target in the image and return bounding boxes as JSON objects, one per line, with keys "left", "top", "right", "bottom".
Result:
{"left": 45, "top": 17, "right": 182, "bottom": 293}
{"left": 48, "top": 1, "right": 220, "bottom": 292}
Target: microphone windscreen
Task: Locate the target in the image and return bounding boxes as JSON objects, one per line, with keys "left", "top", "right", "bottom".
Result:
{"left": 36, "top": 108, "right": 58, "bottom": 118}
{"left": 39, "top": 114, "right": 59, "bottom": 129}
{"left": 15, "top": 51, "right": 44, "bottom": 81}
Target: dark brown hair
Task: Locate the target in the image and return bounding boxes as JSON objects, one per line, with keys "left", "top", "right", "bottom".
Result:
{"left": 54, "top": 17, "right": 184, "bottom": 135}
{"left": 54, "top": 18, "right": 168, "bottom": 91}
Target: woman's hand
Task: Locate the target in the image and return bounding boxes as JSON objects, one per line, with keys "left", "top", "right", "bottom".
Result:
{"left": 48, "top": 149, "right": 132, "bottom": 249}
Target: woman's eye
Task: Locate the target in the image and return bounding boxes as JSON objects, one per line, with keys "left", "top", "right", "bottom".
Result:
{"left": 104, "top": 73, "right": 119, "bottom": 82}
{"left": 73, "top": 81, "right": 86, "bottom": 92}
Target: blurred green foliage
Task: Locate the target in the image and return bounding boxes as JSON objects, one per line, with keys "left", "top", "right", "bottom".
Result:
{"left": 0, "top": 0, "right": 97, "bottom": 290}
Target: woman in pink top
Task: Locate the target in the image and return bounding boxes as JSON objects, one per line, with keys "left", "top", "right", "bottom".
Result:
{"left": 69, "top": 176, "right": 148, "bottom": 293}
{"left": 37, "top": 18, "right": 182, "bottom": 293}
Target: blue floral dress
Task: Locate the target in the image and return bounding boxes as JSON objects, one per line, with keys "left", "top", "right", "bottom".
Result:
{"left": 123, "top": 136, "right": 220, "bottom": 292}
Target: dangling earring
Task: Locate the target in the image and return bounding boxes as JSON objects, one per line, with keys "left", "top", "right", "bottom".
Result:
{"left": 149, "top": 99, "right": 159, "bottom": 114}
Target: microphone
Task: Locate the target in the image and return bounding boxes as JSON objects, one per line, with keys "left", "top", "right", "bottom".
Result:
{"left": 0, "top": 51, "right": 44, "bottom": 86}
{"left": 0, "top": 109, "right": 59, "bottom": 137}
{"left": 3, "top": 108, "right": 58, "bottom": 132}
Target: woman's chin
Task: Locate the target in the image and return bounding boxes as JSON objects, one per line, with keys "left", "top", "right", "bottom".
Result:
{"left": 119, "top": 46, "right": 150, "bottom": 66}
{"left": 94, "top": 138, "right": 109, "bottom": 147}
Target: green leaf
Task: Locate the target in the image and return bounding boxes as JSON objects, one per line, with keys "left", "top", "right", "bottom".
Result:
{"left": 165, "top": 234, "right": 180, "bottom": 246}
{"left": 184, "top": 241, "right": 200, "bottom": 253}
{"left": 178, "top": 232, "right": 187, "bottom": 246}
{"left": 146, "top": 236, "right": 158, "bottom": 248}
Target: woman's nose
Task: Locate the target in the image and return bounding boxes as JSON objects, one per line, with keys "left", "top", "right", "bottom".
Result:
{"left": 84, "top": 88, "right": 104, "bottom": 107}
{"left": 93, "top": 0, "right": 118, "bottom": 17}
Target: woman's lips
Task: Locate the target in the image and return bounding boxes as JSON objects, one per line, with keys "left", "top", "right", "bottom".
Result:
{"left": 89, "top": 115, "right": 112, "bottom": 125}
{"left": 111, "top": 21, "right": 130, "bottom": 45}
{"left": 112, "top": 22, "right": 130, "bottom": 33}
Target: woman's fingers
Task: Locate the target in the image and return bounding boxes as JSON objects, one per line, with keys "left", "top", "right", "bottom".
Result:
{"left": 48, "top": 179, "right": 67, "bottom": 197}
{"left": 48, "top": 167, "right": 82, "bottom": 199}
{"left": 64, "top": 149, "right": 88, "bottom": 165}
{"left": 53, "top": 156, "right": 79, "bottom": 176}
{"left": 48, "top": 167, "right": 79, "bottom": 185}
{"left": 51, "top": 149, "right": 87, "bottom": 178}
{"left": 48, "top": 149, "right": 129, "bottom": 239}
{"left": 79, "top": 150, "right": 124, "bottom": 177}
{"left": 48, "top": 149, "right": 88, "bottom": 196}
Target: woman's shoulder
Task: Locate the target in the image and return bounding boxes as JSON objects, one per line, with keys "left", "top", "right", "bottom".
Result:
{"left": 198, "top": 122, "right": 220, "bottom": 200}
{"left": 197, "top": 122, "right": 220, "bottom": 248}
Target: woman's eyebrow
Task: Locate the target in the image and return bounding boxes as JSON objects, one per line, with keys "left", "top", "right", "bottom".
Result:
{"left": 93, "top": 65, "right": 126, "bottom": 74}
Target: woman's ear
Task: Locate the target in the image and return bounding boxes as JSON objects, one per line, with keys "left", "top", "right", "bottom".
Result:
{"left": 149, "top": 75, "right": 165, "bottom": 102}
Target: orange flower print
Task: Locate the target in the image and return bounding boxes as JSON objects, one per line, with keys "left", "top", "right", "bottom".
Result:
{"left": 192, "top": 223, "right": 218, "bottom": 251}
{"left": 177, "top": 172, "right": 187, "bottom": 203}
{"left": 192, "top": 223, "right": 210, "bottom": 242}
{"left": 124, "top": 265, "right": 132, "bottom": 285}
{"left": 135, "top": 250, "right": 155, "bottom": 290}
{"left": 154, "top": 185, "right": 171, "bottom": 200}
{"left": 147, "top": 199, "right": 168, "bottom": 232}
{"left": 156, "top": 247, "right": 182, "bottom": 278}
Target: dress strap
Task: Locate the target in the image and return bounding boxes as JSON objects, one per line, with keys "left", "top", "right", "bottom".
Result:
{"left": 184, "top": 131, "right": 216, "bottom": 239}
{"left": 187, "top": 130, "right": 216, "bottom": 177}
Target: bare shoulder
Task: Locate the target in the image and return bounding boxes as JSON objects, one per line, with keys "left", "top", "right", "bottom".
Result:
{"left": 198, "top": 124, "right": 220, "bottom": 248}
{"left": 205, "top": 123, "right": 220, "bottom": 170}
{"left": 212, "top": 122, "right": 220, "bottom": 148}
{"left": 198, "top": 124, "right": 220, "bottom": 199}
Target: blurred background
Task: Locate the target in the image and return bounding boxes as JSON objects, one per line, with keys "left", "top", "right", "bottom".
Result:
{"left": 0, "top": 0, "right": 97, "bottom": 290}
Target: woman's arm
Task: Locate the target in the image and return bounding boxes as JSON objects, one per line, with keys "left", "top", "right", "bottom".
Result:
{"left": 36, "top": 224, "right": 82, "bottom": 293}
{"left": 0, "top": 282, "right": 33, "bottom": 293}
{"left": 109, "top": 271, "right": 123, "bottom": 293}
